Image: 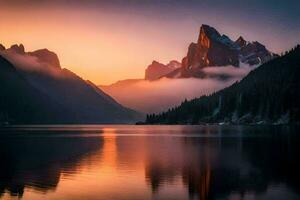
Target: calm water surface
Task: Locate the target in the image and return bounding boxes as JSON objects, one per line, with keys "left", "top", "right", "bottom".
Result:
{"left": 0, "top": 125, "right": 299, "bottom": 200}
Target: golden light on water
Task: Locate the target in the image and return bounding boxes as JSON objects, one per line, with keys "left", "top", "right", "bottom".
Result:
{"left": 2, "top": 126, "right": 298, "bottom": 199}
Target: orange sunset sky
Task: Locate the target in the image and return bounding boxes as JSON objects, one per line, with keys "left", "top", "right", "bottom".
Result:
{"left": 0, "top": 1, "right": 299, "bottom": 84}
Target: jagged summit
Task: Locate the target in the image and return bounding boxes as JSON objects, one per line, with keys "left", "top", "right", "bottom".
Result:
{"left": 181, "top": 24, "right": 240, "bottom": 76}
{"left": 199, "top": 25, "right": 238, "bottom": 49}
{"left": 8, "top": 44, "right": 25, "bottom": 54}
{"left": 0, "top": 43, "right": 62, "bottom": 68}
{"left": 145, "top": 60, "right": 181, "bottom": 80}
{"left": 240, "top": 41, "right": 275, "bottom": 65}
{"left": 235, "top": 36, "right": 247, "bottom": 48}
{"left": 29, "top": 48, "right": 61, "bottom": 68}
{"left": 176, "top": 24, "right": 276, "bottom": 78}
{"left": 198, "top": 25, "right": 221, "bottom": 43}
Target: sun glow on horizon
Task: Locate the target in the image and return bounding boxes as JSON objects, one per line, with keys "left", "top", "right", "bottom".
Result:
{"left": 0, "top": 2, "right": 297, "bottom": 85}
{"left": 0, "top": 7, "right": 189, "bottom": 85}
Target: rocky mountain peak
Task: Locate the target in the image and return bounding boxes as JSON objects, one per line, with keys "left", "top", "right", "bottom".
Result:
{"left": 151, "top": 60, "right": 161, "bottom": 65}
{"left": 9, "top": 44, "right": 25, "bottom": 54}
{"left": 163, "top": 24, "right": 276, "bottom": 79}
{"left": 235, "top": 36, "right": 247, "bottom": 48}
{"left": 145, "top": 60, "right": 180, "bottom": 80}
{"left": 240, "top": 41, "right": 275, "bottom": 65}
{"left": 0, "top": 44, "right": 5, "bottom": 51}
{"left": 198, "top": 25, "right": 221, "bottom": 45}
{"left": 2, "top": 43, "right": 62, "bottom": 69}
{"left": 198, "top": 25, "right": 237, "bottom": 49}
{"left": 182, "top": 24, "right": 239, "bottom": 73}
{"left": 29, "top": 48, "right": 61, "bottom": 68}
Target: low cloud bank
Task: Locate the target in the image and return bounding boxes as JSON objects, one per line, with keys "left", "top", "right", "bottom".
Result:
{"left": 203, "top": 64, "right": 256, "bottom": 77}
{"left": 102, "top": 65, "right": 257, "bottom": 114}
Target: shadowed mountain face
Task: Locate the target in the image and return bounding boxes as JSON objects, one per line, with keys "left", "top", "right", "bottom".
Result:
{"left": 0, "top": 44, "right": 142, "bottom": 124}
{"left": 0, "top": 55, "right": 72, "bottom": 124}
{"left": 145, "top": 45, "right": 300, "bottom": 124}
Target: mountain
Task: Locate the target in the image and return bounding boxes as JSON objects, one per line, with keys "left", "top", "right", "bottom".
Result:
{"left": 29, "top": 49, "right": 61, "bottom": 68}
{"left": 144, "top": 45, "right": 300, "bottom": 124}
{"left": 7, "top": 44, "right": 26, "bottom": 54}
{"left": 0, "top": 43, "right": 142, "bottom": 124}
{"left": 167, "top": 24, "right": 276, "bottom": 79}
{"left": 239, "top": 41, "right": 275, "bottom": 65}
{"left": 0, "top": 54, "right": 71, "bottom": 124}
{"left": 132, "top": 24, "right": 276, "bottom": 81}
{"left": 182, "top": 25, "right": 239, "bottom": 71}
{"left": 144, "top": 24, "right": 274, "bottom": 80}
{"left": 106, "top": 24, "right": 275, "bottom": 82}
{"left": 145, "top": 60, "right": 181, "bottom": 80}
{"left": 100, "top": 24, "right": 276, "bottom": 114}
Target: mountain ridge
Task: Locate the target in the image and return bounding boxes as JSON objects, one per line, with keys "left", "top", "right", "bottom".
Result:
{"left": 0, "top": 44, "right": 142, "bottom": 124}
{"left": 144, "top": 45, "right": 300, "bottom": 124}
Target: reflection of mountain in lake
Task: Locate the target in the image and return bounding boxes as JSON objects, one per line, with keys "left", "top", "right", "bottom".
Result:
{"left": 141, "top": 126, "right": 300, "bottom": 200}
{"left": 0, "top": 126, "right": 299, "bottom": 200}
{"left": 0, "top": 132, "right": 103, "bottom": 197}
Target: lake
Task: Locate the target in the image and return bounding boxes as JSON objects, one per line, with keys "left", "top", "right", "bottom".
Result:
{"left": 0, "top": 125, "right": 299, "bottom": 200}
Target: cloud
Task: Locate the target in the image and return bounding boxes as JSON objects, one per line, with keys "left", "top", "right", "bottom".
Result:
{"left": 202, "top": 64, "right": 257, "bottom": 77}
{"left": 101, "top": 65, "right": 256, "bottom": 114}
{"left": 0, "top": 51, "right": 63, "bottom": 78}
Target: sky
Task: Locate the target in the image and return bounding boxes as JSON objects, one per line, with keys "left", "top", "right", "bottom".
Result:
{"left": 0, "top": 0, "right": 299, "bottom": 84}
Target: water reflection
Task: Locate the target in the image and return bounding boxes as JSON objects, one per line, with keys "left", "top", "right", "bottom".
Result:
{"left": 0, "top": 125, "right": 299, "bottom": 200}
{"left": 0, "top": 131, "right": 103, "bottom": 198}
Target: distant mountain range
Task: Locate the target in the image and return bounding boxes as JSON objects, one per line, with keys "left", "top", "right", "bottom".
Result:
{"left": 144, "top": 45, "right": 300, "bottom": 124}
{"left": 0, "top": 24, "right": 293, "bottom": 124}
{"left": 100, "top": 24, "right": 277, "bottom": 113}
{"left": 0, "top": 44, "right": 142, "bottom": 124}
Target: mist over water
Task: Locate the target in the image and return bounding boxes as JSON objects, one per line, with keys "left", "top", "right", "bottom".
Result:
{"left": 102, "top": 65, "right": 256, "bottom": 114}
